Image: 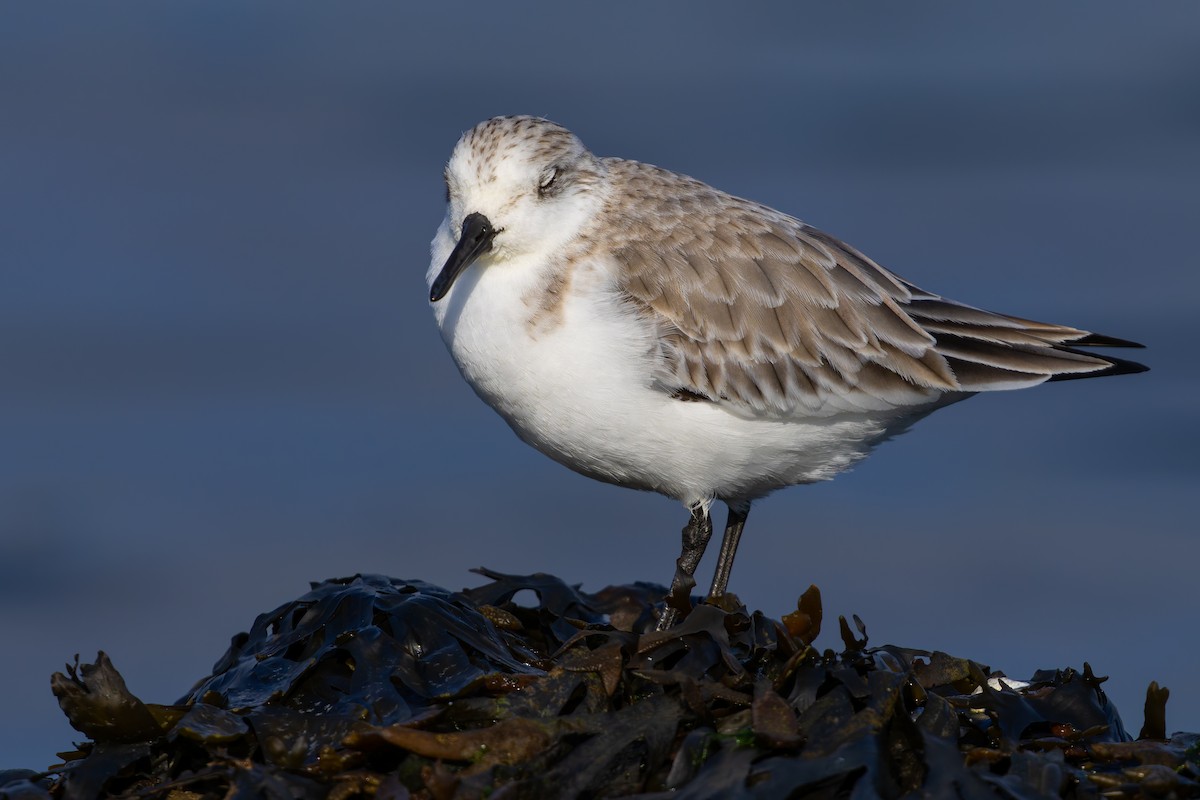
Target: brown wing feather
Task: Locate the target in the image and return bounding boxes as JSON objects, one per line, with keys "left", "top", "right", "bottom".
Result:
{"left": 603, "top": 159, "right": 1144, "bottom": 415}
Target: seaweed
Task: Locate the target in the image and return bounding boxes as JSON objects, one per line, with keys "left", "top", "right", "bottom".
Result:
{"left": 6, "top": 571, "right": 1197, "bottom": 798}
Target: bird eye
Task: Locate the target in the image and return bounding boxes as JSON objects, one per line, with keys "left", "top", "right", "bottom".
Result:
{"left": 538, "top": 167, "right": 560, "bottom": 197}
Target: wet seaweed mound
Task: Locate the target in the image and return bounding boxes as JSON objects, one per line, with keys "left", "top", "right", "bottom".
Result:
{"left": 14, "top": 571, "right": 1200, "bottom": 798}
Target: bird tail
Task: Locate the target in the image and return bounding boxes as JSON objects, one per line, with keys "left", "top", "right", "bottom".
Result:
{"left": 903, "top": 294, "right": 1148, "bottom": 392}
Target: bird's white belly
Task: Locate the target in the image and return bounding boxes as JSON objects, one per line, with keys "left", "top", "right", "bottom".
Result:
{"left": 434, "top": 262, "right": 914, "bottom": 506}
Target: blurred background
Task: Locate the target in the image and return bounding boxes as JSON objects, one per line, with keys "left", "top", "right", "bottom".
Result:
{"left": 2, "top": 2, "right": 1197, "bottom": 769}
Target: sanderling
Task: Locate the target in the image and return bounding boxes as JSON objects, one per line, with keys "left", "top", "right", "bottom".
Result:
{"left": 427, "top": 115, "right": 1146, "bottom": 630}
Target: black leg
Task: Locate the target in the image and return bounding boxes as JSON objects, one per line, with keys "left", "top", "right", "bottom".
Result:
{"left": 707, "top": 502, "right": 750, "bottom": 600}
{"left": 657, "top": 504, "right": 713, "bottom": 631}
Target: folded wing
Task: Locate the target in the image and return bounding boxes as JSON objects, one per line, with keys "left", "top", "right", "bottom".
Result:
{"left": 606, "top": 160, "right": 1145, "bottom": 417}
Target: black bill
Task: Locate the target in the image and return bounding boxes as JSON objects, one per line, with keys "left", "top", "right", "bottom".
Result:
{"left": 430, "top": 212, "right": 496, "bottom": 302}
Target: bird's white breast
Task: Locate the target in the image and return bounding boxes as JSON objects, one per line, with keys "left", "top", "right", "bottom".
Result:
{"left": 431, "top": 247, "right": 664, "bottom": 484}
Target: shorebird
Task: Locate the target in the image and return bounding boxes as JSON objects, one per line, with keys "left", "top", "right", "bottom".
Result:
{"left": 427, "top": 115, "right": 1146, "bottom": 630}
